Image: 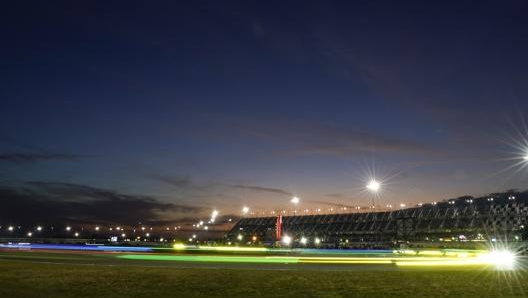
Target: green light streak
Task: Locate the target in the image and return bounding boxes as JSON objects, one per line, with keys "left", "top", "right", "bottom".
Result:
{"left": 118, "top": 254, "right": 299, "bottom": 264}
{"left": 118, "top": 254, "right": 481, "bottom": 266}
{"left": 117, "top": 248, "right": 506, "bottom": 268}
{"left": 172, "top": 245, "right": 267, "bottom": 252}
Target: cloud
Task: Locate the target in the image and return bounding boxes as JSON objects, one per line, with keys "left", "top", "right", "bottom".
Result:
{"left": 145, "top": 173, "right": 192, "bottom": 188}
{"left": 288, "top": 126, "right": 433, "bottom": 157}
{"left": 308, "top": 20, "right": 528, "bottom": 149}
{"left": 144, "top": 173, "right": 222, "bottom": 201}
{"left": 0, "top": 134, "right": 90, "bottom": 163}
{"left": 145, "top": 172, "right": 292, "bottom": 197}
{"left": 229, "top": 184, "right": 292, "bottom": 196}
{"left": 0, "top": 153, "right": 85, "bottom": 163}
{"left": 306, "top": 200, "right": 356, "bottom": 209}
{"left": 220, "top": 119, "right": 436, "bottom": 158}
{"left": 145, "top": 173, "right": 295, "bottom": 205}
{"left": 325, "top": 193, "right": 343, "bottom": 198}
{"left": 0, "top": 182, "right": 205, "bottom": 226}
{"left": 233, "top": 4, "right": 527, "bottom": 151}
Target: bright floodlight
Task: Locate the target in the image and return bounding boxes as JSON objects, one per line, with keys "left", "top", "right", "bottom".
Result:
{"left": 524, "top": 154, "right": 528, "bottom": 161}
{"left": 210, "top": 210, "right": 219, "bottom": 223}
{"left": 282, "top": 235, "right": 292, "bottom": 245}
{"left": 300, "top": 237, "right": 307, "bottom": 245}
{"left": 242, "top": 206, "right": 249, "bottom": 214}
{"left": 483, "top": 250, "right": 516, "bottom": 270}
{"left": 366, "top": 179, "right": 380, "bottom": 192}
{"left": 291, "top": 196, "right": 300, "bottom": 204}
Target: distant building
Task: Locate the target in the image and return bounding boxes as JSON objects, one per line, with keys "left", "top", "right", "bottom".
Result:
{"left": 226, "top": 192, "right": 528, "bottom": 247}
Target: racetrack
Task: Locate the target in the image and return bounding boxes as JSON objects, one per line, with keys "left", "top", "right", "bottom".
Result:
{"left": 1, "top": 244, "right": 525, "bottom": 272}
{"left": 0, "top": 250, "right": 403, "bottom": 271}
{"left": 2, "top": 246, "right": 528, "bottom": 298}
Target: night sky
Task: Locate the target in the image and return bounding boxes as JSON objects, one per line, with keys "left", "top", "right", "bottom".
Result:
{"left": 1, "top": 0, "right": 527, "bottom": 226}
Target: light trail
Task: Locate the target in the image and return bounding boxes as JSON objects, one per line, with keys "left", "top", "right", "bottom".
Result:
{"left": 118, "top": 254, "right": 299, "bottom": 264}
{"left": 0, "top": 243, "right": 153, "bottom": 252}
{"left": 118, "top": 250, "right": 516, "bottom": 269}
{"left": 0, "top": 244, "right": 518, "bottom": 270}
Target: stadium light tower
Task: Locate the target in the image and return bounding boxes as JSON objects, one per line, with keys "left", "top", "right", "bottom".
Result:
{"left": 275, "top": 196, "right": 300, "bottom": 244}
{"left": 211, "top": 209, "right": 219, "bottom": 223}
{"left": 242, "top": 206, "right": 249, "bottom": 214}
{"left": 291, "top": 196, "right": 300, "bottom": 204}
{"left": 366, "top": 179, "right": 380, "bottom": 192}
{"left": 366, "top": 179, "right": 381, "bottom": 211}
{"left": 282, "top": 235, "right": 292, "bottom": 245}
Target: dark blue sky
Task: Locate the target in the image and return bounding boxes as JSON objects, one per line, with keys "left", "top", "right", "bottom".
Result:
{"left": 1, "top": 0, "right": 527, "bottom": 224}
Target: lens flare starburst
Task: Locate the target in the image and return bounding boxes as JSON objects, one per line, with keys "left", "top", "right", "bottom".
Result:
{"left": 488, "top": 111, "right": 528, "bottom": 183}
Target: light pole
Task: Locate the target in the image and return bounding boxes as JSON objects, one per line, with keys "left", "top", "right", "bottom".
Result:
{"left": 290, "top": 196, "right": 300, "bottom": 204}
{"left": 366, "top": 179, "right": 382, "bottom": 243}
{"left": 366, "top": 179, "right": 380, "bottom": 192}
{"left": 366, "top": 179, "right": 381, "bottom": 209}
{"left": 242, "top": 206, "right": 249, "bottom": 215}
{"left": 277, "top": 196, "right": 300, "bottom": 245}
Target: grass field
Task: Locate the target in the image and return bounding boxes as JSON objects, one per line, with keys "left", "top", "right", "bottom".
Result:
{"left": 1, "top": 252, "right": 527, "bottom": 298}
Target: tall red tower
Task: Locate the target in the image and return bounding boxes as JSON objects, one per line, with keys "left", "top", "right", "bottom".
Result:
{"left": 276, "top": 214, "right": 282, "bottom": 241}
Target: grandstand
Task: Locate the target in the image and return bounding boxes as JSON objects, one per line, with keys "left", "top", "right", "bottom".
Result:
{"left": 226, "top": 191, "right": 528, "bottom": 247}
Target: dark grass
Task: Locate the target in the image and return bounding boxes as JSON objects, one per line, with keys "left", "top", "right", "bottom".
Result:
{"left": 1, "top": 252, "right": 528, "bottom": 298}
